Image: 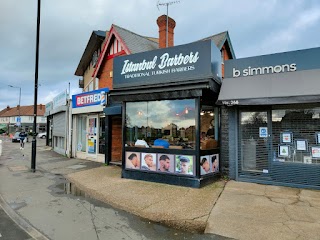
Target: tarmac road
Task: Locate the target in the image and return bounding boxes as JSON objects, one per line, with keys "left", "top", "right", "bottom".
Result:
{"left": 0, "top": 205, "right": 32, "bottom": 240}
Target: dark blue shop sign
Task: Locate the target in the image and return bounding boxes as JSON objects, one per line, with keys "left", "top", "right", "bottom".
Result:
{"left": 225, "top": 47, "right": 320, "bottom": 78}
{"left": 113, "top": 40, "right": 221, "bottom": 88}
{"left": 72, "top": 88, "right": 109, "bottom": 108}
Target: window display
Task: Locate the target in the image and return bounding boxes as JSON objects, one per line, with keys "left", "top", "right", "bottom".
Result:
{"left": 272, "top": 108, "right": 320, "bottom": 164}
{"left": 126, "top": 99, "right": 196, "bottom": 149}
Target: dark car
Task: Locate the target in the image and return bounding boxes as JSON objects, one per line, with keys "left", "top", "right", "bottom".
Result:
{"left": 12, "top": 132, "right": 29, "bottom": 143}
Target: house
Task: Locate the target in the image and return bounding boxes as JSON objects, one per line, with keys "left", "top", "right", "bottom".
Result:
{"left": 0, "top": 104, "right": 46, "bottom": 135}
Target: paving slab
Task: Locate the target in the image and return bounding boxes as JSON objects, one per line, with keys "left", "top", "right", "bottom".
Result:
{"left": 67, "top": 166, "right": 226, "bottom": 232}
{"left": 205, "top": 180, "right": 320, "bottom": 240}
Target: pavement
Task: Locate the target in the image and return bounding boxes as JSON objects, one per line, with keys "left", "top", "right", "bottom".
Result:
{"left": 1, "top": 136, "right": 320, "bottom": 240}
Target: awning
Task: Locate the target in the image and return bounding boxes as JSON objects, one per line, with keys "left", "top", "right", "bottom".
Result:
{"left": 104, "top": 104, "right": 122, "bottom": 115}
{"left": 109, "top": 78, "right": 220, "bottom": 102}
{"left": 217, "top": 69, "right": 320, "bottom": 106}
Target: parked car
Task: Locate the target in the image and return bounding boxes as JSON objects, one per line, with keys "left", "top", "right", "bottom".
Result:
{"left": 37, "top": 132, "right": 47, "bottom": 139}
{"left": 12, "top": 132, "right": 29, "bottom": 143}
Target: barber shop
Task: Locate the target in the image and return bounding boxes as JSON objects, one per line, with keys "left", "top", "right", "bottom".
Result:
{"left": 218, "top": 47, "right": 320, "bottom": 190}
{"left": 107, "top": 40, "right": 222, "bottom": 187}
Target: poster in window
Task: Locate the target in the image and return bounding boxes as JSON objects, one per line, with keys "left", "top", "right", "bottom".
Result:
{"left": 295, "top": 140, "right": 308, "bottom": 151}
{"left": 281, "top": 132, "right": 292, "bottom": 143}
{"left": 278, "top": 145, "right": 290, "bottom": 157}
{"left": 175, "top": 155, "right": 194, "bottom": 175}
{"left": 311, "top": 147, "right": 320, "bottom": 158}
{"left": 125, "top": 151, "right": 141, "bottom": 170}
{"left": 88, "top": 139, "right": 96, "bottom": 154}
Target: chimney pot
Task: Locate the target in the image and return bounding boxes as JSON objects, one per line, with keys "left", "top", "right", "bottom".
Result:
{"left": 157, "top": 15, "right": 176, "bottom": 48}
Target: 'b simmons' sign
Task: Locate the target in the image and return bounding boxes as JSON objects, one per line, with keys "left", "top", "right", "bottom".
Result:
{"left": 113, "top": 40, "right": 222, "bottom": 88}
{"left": 225, "top": 47, "right": 320, "bottom": 78}
{"left": 72, "top": 88, "right": 109, "bottom": 108}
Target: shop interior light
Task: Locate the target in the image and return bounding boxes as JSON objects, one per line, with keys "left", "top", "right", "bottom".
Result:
{"left": 200, "top": 111, "right": 204, "bottom": 116}
{"left": 210, "top": 112, "right": 214, "bottom": 116}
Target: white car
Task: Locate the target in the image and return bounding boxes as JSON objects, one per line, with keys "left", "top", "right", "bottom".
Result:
{"left": 37, "top": 132, "right": 47, "bottom": 139}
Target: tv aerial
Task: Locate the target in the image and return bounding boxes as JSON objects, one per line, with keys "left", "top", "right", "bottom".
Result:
{"left": 157, "top": 0, "right": 180, "bottom": 47}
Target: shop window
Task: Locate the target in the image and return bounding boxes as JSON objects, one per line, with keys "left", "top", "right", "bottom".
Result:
{"left": 125, "top": 99, "right": 196, "bottom": 149}
{"left": 99, "top": 117, "right": 105, "bottom": 154}
{"left": 200, "top": 106, "right": 218, "bottom": 150}
{"left": 77, "top": 116, "right": 87, "bottom": 152}
{"left": 272, "top": 107, "right": 320, "bottom": 164}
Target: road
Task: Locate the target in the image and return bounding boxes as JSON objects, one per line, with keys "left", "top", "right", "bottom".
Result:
{"left": 0, "top": 206, "right": 32, "bottom": 240}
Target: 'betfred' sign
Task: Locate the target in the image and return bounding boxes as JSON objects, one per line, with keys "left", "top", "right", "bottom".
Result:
{"left": 72, "top": 88, "right": 109, "bottom": 108}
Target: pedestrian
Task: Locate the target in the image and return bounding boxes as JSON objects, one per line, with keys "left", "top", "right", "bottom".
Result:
{"left": 19, "top": 131, "right": 27, "bottom": 150}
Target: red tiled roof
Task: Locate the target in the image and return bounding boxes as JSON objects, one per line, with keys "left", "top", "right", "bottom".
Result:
{"left": 0, "top": 104, "right": 45, "bottom": 117}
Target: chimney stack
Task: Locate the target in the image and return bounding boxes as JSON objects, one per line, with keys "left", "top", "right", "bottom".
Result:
{"left": 157, "top": 15, "right": 176, "bottom": 48}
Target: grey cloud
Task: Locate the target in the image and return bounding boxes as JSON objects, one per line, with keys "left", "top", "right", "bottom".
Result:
{"left": 1, "top": 0, "right": 319, "bottom": 110}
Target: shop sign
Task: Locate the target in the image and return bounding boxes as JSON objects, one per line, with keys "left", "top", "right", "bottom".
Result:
{"left": 45, "top": 101, "right": 53, "bottom": 114}
{"left": 113, "top": 40, "right": 221, "bottom": 88}
{"left": 225, "top": 46, "right": 320, "bottom": 78}
{"left": 72, "top": 88, "right": 109, "bottom": 108}
{"left": 53, "top": 90, "right": 67, "bottom": 109}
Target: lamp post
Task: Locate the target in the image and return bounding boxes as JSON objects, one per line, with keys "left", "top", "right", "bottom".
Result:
{"left": 8, "top": 85, "right": 21, "bottom": 127}
{"left": 31, "top": 0, "right": 41, "bottom": 172}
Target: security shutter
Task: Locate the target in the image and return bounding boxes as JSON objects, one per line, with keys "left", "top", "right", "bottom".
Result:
{"left": 270, "top": 106, "right": 320, "bottom": 187}
{"left": 52, "top": 112, "right": 66, "bottom": 137}
{"left": 238, "top": 110, "right": 270, "bottom": 178}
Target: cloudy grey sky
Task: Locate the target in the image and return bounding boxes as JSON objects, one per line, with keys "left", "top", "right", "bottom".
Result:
{"left": 1, "top": 0, "right": 319, "bottom": 111}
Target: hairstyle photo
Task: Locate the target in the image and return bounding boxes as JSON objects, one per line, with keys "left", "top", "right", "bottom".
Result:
{"left": 125, "top": 151, "right": 141, "bottom": 170}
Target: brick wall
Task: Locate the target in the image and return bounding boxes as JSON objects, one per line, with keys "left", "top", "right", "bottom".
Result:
{"left": 111, "top": 116, "right": 122, "bottom": 161}
{"left": 220, "top": 106, "right": 238, "bottom": 179}
{"left": 99, "top": 58, "right": 114, "bottom": 90}
{"left": 220, "top": 106, "right": 229, "bottom": 174}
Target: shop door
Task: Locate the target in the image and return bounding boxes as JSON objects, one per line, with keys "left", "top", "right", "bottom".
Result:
{"left": 239, "top": 110, "right": 271, "bottom": 177}
{"left": 87, "top": 115, "right": 98, "bottom": 158}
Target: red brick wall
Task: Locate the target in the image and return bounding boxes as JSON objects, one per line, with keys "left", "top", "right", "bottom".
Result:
{"left": 221, "top": 45, "right": 232, "bottom": 78}
{"left": 111, "top": 116, "right": 122, "bottom": 161}
{"left": 99, "top": 58, "right": 114, "bottom": 90}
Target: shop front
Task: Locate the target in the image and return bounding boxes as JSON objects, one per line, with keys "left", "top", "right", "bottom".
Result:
{"left": 109, "top": 40, "right": 222, "bottom": 187}
{"left": 218, "top": 47, "right": 320, "bottom": 189}
{"left": 71, "top": 88, "right": 109, "bottom": 162}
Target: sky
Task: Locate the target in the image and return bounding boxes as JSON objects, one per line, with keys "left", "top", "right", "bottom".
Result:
{"left": 0, "top": 0, "right": 320, "bottom": 111}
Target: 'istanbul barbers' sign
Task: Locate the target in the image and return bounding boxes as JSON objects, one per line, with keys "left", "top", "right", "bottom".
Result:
{"left": 113, "top": 40, "right": 221, "bottom": 88}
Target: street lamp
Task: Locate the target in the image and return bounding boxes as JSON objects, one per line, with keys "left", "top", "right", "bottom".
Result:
{"left": 8, "top": 85, "right": 21, "bottom": 126}
{"left": 31, "top": 0, "right": 41, "bottom": 172}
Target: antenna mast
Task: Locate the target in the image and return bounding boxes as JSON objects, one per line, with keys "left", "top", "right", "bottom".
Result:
{"left": 157, "top": 0, "right": 180, "bottom": 47}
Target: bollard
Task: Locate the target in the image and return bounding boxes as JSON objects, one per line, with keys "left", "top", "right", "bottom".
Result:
{"left": 0, "top": 140, "right": 2, "bottom": 156}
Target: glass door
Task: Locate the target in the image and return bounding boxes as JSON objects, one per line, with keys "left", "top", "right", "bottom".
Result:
{"left": 239, "top": 110, "right": 271, "bottom": 177}
{"left": 87, "top": 115, "right": 98, "bottom": 158}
